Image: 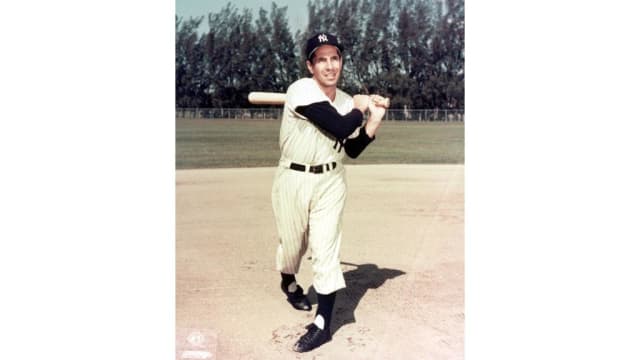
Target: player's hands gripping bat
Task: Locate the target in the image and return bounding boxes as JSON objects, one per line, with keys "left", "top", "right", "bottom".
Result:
{"left": 368, "top": 95, "right": 387, "bottom": 121}
{"left": 370, "top": 95, "right": 390, "bottom": 109}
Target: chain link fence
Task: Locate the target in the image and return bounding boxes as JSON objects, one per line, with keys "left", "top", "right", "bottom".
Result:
{"left": 176, "top": 108, "right": 464, "bottom": 122}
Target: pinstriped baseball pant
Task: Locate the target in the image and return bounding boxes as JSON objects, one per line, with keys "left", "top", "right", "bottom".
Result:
{"left": 271, "top": 165, "right": 347, "bottom": 295}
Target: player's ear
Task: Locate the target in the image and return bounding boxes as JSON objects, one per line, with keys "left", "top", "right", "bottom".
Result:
{"left": 305, "top": 59, "right": 314, "bottom": 75}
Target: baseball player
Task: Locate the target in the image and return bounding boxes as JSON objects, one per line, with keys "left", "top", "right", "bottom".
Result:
{"left": 271, "top": 32, "right": 387, "bottom": 353}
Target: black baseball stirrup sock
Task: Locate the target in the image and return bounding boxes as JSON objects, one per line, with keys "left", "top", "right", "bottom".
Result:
{"left": 281, "top": 273, "right": 296, "bottom": 290}
{"left": 316, "top": 291, "right": 337, "bottom": 330}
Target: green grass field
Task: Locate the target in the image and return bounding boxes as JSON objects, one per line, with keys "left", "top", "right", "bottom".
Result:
{"left": 176, "top": 119, "right": 464, "bottom": 169}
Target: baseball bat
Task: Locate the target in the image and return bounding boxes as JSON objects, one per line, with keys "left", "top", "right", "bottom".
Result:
{"left": 248, "top": 91, "right": 390, "bottom": 108}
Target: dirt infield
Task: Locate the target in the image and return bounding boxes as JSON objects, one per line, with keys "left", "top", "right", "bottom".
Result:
{"left": 176, "top": 164, "right": 464, "bottom": 359}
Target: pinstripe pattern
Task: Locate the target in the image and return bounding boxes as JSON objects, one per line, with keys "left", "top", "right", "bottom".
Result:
{"left": 271, "top": 77, "right": 354, "bottom": 295}
{"left": 272, "top": 165, "right": 347, "bottom": 294}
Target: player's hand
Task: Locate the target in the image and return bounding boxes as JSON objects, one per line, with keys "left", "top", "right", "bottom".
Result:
{"left": 353, "top": 94, "right": 370, "bottom": 114}
{"left": 368, "top": 95, "right": 387, "bottom": 121}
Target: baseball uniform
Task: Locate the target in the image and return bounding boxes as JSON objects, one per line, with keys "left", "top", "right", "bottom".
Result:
{"left": 272, "top": 77, "right": 374, "bottom": 295}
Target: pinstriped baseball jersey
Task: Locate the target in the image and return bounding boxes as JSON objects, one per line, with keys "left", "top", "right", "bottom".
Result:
{"left": 278, "top": 77, "right": 358, "bottom": 165}
{"left": 272, "top": 77, "right": 356, "bottom": 295}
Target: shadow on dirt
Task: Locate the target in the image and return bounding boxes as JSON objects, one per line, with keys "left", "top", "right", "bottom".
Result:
{"left": 306, "top": 262, "right": 406, "bottom": 336}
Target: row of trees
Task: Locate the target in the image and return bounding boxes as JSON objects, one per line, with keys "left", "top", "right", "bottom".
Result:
{"left": 176, "top": 0, "right": 464, "bottom": 109}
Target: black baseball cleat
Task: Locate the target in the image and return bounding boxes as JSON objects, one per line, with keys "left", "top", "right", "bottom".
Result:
{"left": 281, "top": 283, "right": 311, "bottom": 311}
{"left": 293, "top": 323, "right": 331, "bottom": 352}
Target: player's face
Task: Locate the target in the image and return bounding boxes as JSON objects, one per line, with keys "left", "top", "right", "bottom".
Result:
{"left": 306, "top": 45, "right": 342, "bottom": 89}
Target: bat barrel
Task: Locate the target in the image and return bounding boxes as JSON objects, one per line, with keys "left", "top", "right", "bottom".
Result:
{"left": 248, "top": 92, "right": 286, "bottom": 105}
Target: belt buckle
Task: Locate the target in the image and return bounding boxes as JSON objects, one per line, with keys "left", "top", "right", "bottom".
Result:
{"left": 309, "top": 165, "right": 322, "bottom": 174}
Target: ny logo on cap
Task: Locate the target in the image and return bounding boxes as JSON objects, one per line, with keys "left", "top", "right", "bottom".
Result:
{"left": 318, "top": 34, "right": 329, "bottom": 42}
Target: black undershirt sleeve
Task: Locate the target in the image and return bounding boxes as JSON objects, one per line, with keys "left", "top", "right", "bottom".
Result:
{"left": 344, "top": 126, "right": 375, "bottom": 159}
{"left": 295, "top": 101, "right": 364, "bottom": 140}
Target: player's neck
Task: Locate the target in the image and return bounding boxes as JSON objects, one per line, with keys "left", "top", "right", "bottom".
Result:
{"left": 319, "top": 84, "right": 337, "bottom": 102}
{"left": 311, "top": 77, "right": 337, "bottom": 102}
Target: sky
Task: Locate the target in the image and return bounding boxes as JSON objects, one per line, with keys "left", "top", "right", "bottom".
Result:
{"left": 176, "top": 0, "right": 309, "bottom": 34}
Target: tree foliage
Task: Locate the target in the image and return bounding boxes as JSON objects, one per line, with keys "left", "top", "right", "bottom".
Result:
{"left": 175, "top": 0, "right": 464, "bottom": 109}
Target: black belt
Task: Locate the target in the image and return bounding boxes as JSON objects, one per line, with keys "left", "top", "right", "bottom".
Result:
{"left": 290, "top": 162, "right": 337, "bottom": 174}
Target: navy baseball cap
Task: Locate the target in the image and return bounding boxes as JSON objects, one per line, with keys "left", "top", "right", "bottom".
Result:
{"left": 305, "top": 32, "right": 344, "bottom": 61}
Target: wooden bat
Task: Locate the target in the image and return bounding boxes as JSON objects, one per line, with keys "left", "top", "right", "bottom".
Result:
{"left": 248, "top": 91, "right": 390, "bottom": 108}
